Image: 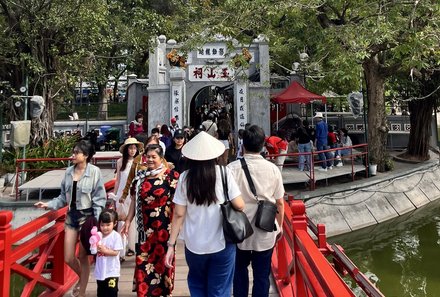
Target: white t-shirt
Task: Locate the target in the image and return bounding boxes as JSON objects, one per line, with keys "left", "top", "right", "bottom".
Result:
{"left": 173, "top": 166, "right": 241, "bottom": 255}
{"left": 236, "top": 138, "right": 243, "bottom": 159}
{"left": 94, "top": 230, "right": 124, "bottom": 281}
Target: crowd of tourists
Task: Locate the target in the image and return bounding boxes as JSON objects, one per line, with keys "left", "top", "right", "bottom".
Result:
{"left": 34, "top": 115, "right": 286, "bottom": 297}
{"left": 267, "top": 112, "right": 354, "bottom": 172}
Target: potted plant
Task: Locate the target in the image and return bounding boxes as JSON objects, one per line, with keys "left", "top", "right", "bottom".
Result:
{"left": 232, "top": 48, "right": 252, "bottom": 68}
{"left": 368, "top": 156, "right": 378, "bottom": 176}
{"left": 166, "top": 49, "right": 187, "bottom": 68}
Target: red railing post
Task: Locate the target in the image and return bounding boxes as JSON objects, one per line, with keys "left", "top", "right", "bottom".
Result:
{"left": 291, "top": 200, "right": 307, "bottom": 231}
{"left": 317, "top": 224, "right": 327, "bottom": 250}
{"left": 290, "top": 200, "right": 308, "bottom": 296}
{"left": 276, "top": 237, "right": 290, "bottom": 283}
{"left": 0, "top": 211, "right": 13, "bottom": 297}
{"left": 51, "top": 214, "right": 67, "bottom": 285}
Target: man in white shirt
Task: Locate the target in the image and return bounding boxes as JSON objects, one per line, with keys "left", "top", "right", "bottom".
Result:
{"left": 228, "top": 125, "right": 285, "bottom": 297}
{"left": 201, "top": 113, "right": 217, "bottom": 137}
{"left": 151, "top": 128, "right": 167, "bottom": 153}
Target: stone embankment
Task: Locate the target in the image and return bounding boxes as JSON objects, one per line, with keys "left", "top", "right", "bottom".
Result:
{"left": 296, "top": 152, "right": 440, "bottom": 237}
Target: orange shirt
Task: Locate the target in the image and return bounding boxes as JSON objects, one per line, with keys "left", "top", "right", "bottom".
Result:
{"left": 265, "top": 136, "right": 288, "bottom": 154}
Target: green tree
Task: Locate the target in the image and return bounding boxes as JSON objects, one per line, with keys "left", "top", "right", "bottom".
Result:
{"left": 314, "top": 0, "right": 439, "bottom": 168}
{"left": 0, "top": 0, "right": 109, "bottom": 144}
{"left": 184, "top": 0, "right": 439, "bottom": 169}
{"left": 88, "top": 0, "right": 168, "bottom": 120}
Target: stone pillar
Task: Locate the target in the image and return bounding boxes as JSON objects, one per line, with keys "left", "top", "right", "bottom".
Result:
{"left": 234, "top": 78, "right": 249, "bottom": 131}
{"left": 257, "top": 38, "right": 270, "bottom": 86}
{"left": 127, "top": 74, "right": 138, "bottom": 124}
{"left": 169, "top": 68, "right": 186, "bottom": 128}
{"left": 149, "top": 35, "right": 168, "bottom": 87}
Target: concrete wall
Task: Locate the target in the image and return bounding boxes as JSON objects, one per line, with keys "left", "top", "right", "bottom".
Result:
{"left": 126, "top": 78, "right": 148, "bottom": 125}
{"left": 302, "top": 157, "right": 440, "bottom": 237}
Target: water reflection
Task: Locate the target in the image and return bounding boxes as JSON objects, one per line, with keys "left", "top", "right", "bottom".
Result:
{"left": 330, "top": 199, "right": 440, "bottom": 297}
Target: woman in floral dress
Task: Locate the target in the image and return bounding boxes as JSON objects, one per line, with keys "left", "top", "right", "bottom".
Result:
{"left": 122, "top": 144, "right": 179, "bottom": 297}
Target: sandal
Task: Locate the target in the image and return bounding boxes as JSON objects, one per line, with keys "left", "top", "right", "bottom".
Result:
{"left": 126, "top": 249, "right": 135, "bottom": 257}
{"left": 71, "top": 283, "right": 80, "bottom": 297}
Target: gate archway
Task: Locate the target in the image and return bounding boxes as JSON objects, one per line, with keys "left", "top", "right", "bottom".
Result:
{"left": 189, "top": 85, "right": 235, "bottom": 130}
{"left": 146, "top": 35, "right": 272, "bottom": 135}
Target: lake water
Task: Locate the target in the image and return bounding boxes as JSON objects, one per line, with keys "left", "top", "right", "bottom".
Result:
{"left": 331, "top": 199, "right": 440, "bottom": 297}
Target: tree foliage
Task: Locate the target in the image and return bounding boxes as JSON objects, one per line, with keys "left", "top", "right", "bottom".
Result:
{"left": 177, "top": 0, "right": 439, "bottom": 168}
{"left": 1, "top": 0, "right": 439, "bottom": 166}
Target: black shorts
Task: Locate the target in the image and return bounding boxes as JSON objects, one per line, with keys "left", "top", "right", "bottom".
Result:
{"left": 97, "top": 277, "right": 118, "bottom": 297}
{"left": 65, "top": 208, "right": 94, "bottom": 231}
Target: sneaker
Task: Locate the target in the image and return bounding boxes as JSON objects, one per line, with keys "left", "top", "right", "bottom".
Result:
{"left": 317, "top": 167, "right": 327, "bottom": 172}
{"left": 336, "top": 162, "right": 343, "bottom": 167}
{"left": 328, "top": 166, "right": 334, "bottom": 170}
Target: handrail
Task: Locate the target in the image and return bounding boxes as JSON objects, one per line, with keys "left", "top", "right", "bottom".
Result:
{"left": 272, "top": 199, "right": 384, "bottom": 297}
{"left": 14, "top": 155, "right": 120, "bottom": 200}
{"left": 0, "top": 207, "right": 78, "bottom": 297}
{"left": 266, "top": 143, "right": 369, "bottom": 190}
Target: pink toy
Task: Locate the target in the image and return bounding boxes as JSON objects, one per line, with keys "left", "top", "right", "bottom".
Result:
{"left": 89, "top": 226, "right": 102, "bottom": 254}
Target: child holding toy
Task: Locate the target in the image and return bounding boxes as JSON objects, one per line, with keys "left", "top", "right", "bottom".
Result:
{"left": 94, "top": 209, "right": 123, "bottom": 297}
{"left": 34, "top": 140, "right": 106, "bottom": 297}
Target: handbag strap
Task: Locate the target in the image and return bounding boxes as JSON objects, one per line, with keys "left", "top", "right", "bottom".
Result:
{"left": 239, "top": 158, "right": 258, "bottom": 201}
{"left": 220, "top": 165, "right": 230, "bottom": 202}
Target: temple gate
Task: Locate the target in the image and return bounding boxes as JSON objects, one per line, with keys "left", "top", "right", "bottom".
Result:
{"left": 147, "top": 35, "right": 271, "bottom": 134}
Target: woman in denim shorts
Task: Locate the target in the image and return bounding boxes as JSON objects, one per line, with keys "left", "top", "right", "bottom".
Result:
{"left": 35, "top": 140, "right": 106, "bottom": 297}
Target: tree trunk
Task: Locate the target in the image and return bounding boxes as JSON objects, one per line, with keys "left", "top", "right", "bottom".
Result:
{"left": 405, "top": 98, "right": 435, "bottom": 161}
{"left": 97, "top": 83, "right": 108, "bottom": 120}
{"left": 363, "top": 55, "right": 388, "bottom": 171}
{"left": 30, "top": 76, "right": 54, "bottom": 145}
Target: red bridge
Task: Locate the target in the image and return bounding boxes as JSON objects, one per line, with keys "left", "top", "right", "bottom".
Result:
{"left": 0, "top": 191, "right": 384, "bottom": 297}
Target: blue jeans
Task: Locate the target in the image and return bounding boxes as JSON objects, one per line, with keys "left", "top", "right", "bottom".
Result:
{"left": 233, "top": 247, "right": 274, "bottom": 297}
{"left": 336, "top": 147, "right": 351, "bottom": 157}
{"left": 298, "top": 142, "right": 312, "bottom": 171}
{"left": 316, "top": 141, "right": 332, "bottom": 168}
{"left": 185, "top": 243, "right": 236, "bottom": 297}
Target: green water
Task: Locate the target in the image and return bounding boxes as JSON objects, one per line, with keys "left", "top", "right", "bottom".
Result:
{"left": 10, "top": 273, "right": 45, "bottom": 297}
{"left": 331, "top": 199, "right": 440, "bottom": 297}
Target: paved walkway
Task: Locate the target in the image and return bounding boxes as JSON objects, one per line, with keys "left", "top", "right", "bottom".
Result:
{"left": 67, "top": 241, "right": 279, "bottom": 297}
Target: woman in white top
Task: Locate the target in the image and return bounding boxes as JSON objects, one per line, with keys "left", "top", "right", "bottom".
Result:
{"left": 110, "top": 137, "right": 143, "bottom": 260}
{"left": 335, "top": 128, "right": 353, "bottom": 166}
{"left": 165, "top": 131, "right": 245, "bottom": 297}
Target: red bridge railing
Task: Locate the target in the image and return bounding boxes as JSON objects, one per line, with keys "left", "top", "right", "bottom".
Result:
{"left": 2, "top": 180, "right": 383, "bottom": 296}
{"left": 272, "top": 196, "right": 384, "bottom": 297}
{"left": 0, "top": 207, "right": 77, "bottom": 297}
{"left": 13, "top": 155, "right": 120, "bottom": 200}
{"left": 266, "top": 143, "right": 369, "bottom": 190}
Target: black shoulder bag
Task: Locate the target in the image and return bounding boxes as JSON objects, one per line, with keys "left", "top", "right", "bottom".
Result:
{"left": 240, "top": 158, "right": 278, "bottom": 232}
{"left": 220, "top": 166, "right": 253, "bottom": 243}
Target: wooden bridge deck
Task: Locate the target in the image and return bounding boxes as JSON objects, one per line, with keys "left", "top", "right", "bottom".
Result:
{"left": 72, "top": 241, "right": 279, "bottom": 296}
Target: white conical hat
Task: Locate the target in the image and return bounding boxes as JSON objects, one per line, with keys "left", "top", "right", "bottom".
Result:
{"left": 182, "top": 131, "right": 225, "bottom": 161}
